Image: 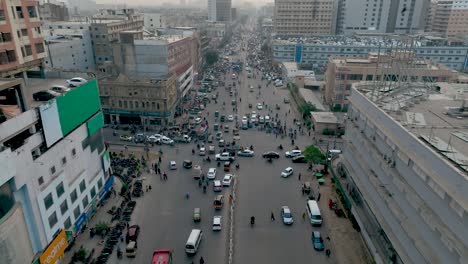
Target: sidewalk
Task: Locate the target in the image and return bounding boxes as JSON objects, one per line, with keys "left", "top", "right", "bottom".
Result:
{"left": 302, "top": 172, "right": 372, "bottom": 264}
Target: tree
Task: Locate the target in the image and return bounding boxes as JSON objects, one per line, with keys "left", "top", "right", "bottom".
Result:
{"left": 298, "top": 102, "right": 317, "bottom": 118}
{"left": 303, "top": 145, "right": 326, "bottom": 165}
{"left": 204, "top": 49, "right": 219, "bottom": 66}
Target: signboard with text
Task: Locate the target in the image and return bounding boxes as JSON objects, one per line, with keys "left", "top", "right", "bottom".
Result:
{"left": 39, "top": 230, "right": 68, "bottom": 264}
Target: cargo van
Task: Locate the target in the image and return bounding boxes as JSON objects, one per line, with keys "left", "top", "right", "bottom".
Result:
{"left": 185, "top": 229, "right": 203, "bottom": 254}
{"left": 306, "top": 200, "right": 322, "bottom": 226}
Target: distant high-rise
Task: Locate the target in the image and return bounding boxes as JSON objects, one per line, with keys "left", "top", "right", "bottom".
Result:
{"left": 336, "top": 0, "right": 430, "bottom": 35}
{"left": 427, "top": 0, "right": 468, "bottom": 38}
{"left": 180, "top": 0, "right": 186, "bottom": 5}
{"left": 207, "top": 0, "right": 232, "bottom": 22}
{"left": 274, "top": 0, "right": 337, "bottom": 37}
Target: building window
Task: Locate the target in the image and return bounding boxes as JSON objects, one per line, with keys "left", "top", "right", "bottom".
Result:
{"left": 0, "top": 32, "right": 12, "bottom": 42}
{"left": 15, "top": 6, "right": 24, "bottom": 19}
{"left": 0, "top": 50, "right": 16, "bottom": 64}
{"left": 24, "top": 45, "right": 32, "bottom": 56}
{"left": 97, "top": 179, "right": 103, "bottom": 189}
{"left": 27, "top": 6, "right": 37, "bottom": 18}
{"left": 82, "top": 195, "right": 89, "bottom": 208}
{"left": 72, "top": 148, "right": 76, "bottom": 157}
{"left": 366, "top": 75, "right": 373, "bottom": 81}
{"left": 61, "top": 157, "right": 67, "bottom": 166}
{"left": 50, "top": 166, "right": 56, "bottom": 175}
{"left": 35, "top": 43, "right": 45, "bottom": 53}
{"left": 44, "top": 193, "right": 53, "bottom": 210}
{"left": 64, "top": 217, "right": 71, "bottom": 229}
{"left": 56, "top": 182, "right": 65, "bottom": 198}
{"left": 73, "top": 206, "right": 81, "bottom": 218}
{"left": 157, "top": 103, "right": 160, "bottom": 110}
{"left": 36, "top": 27, "right": 41, "bottom": 34}
{"left": 21, "top": 47, "right": 25, "bottom": 57}
{"left": 118, "top": 100, "right": 122, "bottom": 107}
{"left": 60, "top": 200, "right": 68, "bottom": 215}
{"left": 70, "top": 189, "right": 77, "bottom": 203}
{"left": 79, "top": 180, "right": 86, "bottom": 192}
{"left": 21, "top": 28, "right": 27, "bottom": 36}
{"left": 48, "top": 212, "right": 58, "bottom": 228}
{"left": 0, "top": 10, "right": 5, "bottom": 21}
{"left": 90, "top": 186, "right": 96, "bottom": 198}
{"left": 38, "top": 176, "right": 44, "bottom": 185}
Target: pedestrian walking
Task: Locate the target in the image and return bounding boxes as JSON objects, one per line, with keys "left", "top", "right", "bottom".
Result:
{"left": 302, "top": 212, "right": 306, "bottom": 221}
{"left": 317, "top": 193, "right": 321, "bottom": 201}
{"left": 158, "top": 156, "right": 162, "bottom": 163}
{"left": 298, "top": 173, "right": 301, "bottom": 180}
{"left": 326, "top": 249, "right": 331, "bottom": 258}
{"left": 146, "top": 186, "right": 149, "bottom": 192}
{"left": 271, "top": 211, "right": 275, "bottom": 221}
{"left": 302, "top": 188, "right": 305, "bottom": 196}
{"left": 200, "top": 256, "right": 205, "bottom": 264}
{"left": 149, "top": 185, "right": 152, "bottom": 191}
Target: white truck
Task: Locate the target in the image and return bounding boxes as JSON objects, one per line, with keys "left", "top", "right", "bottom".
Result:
{"left": 215, "top": 152, "right": 235, "bottom": 162}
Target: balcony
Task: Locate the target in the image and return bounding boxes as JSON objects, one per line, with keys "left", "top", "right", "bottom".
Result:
{"left": 0, "top": 109, "right": 38, "bottom": 143}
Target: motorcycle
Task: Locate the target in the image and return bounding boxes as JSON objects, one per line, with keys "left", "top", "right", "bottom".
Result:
{"left": 235, "top": 163, "right": 240, "bottom": 170}
{"left": 250, "top": 216, "right": 255, "bottom": 226}
{"left": 268, "top": 158, "right": 273, "bottom": 163}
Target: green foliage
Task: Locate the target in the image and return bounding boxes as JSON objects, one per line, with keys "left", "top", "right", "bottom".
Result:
{"left": 205, "top": 49, "right": 219, "bottom": 65}
{"left": 120, "top": 184, "right": 128, "bottom": 195}
{"left": 303, "top": 145, "right": 326, "bottom": 165}
{"left": 298, "top": 103, "right": 317, "bottom": 118}
{"left": 94, "top": 222, "right": 109, "bottom": 233}
{"left": 76, "top": 246, "right": 87, "bottom": 261}
{"left": 322, "top": 128, "right": 336, "bottom": 136}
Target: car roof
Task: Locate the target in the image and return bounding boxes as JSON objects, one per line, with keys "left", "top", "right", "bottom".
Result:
{"left": 313, "top": 231, "right": 321, "bottom": 237}
{"left": 209, "top": 168, "right": 216, "bottom": 172}
{"left": 286, "top": 167, "right": 293, "bottom": 170}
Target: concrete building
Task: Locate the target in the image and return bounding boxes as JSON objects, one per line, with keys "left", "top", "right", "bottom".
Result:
{"left": 208, "top": 0, "right": 232, "bottom": 22}
{"left": 335, "top": 81, "right": 468, "bottom": 263}
{"left": 0, "top": 75, "right": 111, "bottom": 263}
{"left": 310, "top": 111, "right": 340, "bottom": 134}
{"left": 427, "top": 0, "right": 468, "bottom": 38}
{"left": 99, "top": 73, "right": 178, "bottom": 127}
{"left": 324, "top": 51, "right": 456, "bottom": 110}
{"left": 43, "top": 22, "right": 95, "bottom": 72}
{"left": 0, "top": 0, "right": 46, "bottom": 78}
{"left": 38, "top": 1, "right": 69, "bottom": 22}
{"left": 336, "top": 0, "right": 430, "bottom": 35}
{"left": 281, "top": 62, "right": 316, "bottom": 88}
{"left": 272, "top": 35, "right": 468, "bottom": 71}
{"left": 273, "top": 0, "right": 337, "bottom": 37}
{"left": 90, "top": 9, "right": 144, "bottom": 65}
{"left": 144, "top": 13, "right": 165, "bottom": 32}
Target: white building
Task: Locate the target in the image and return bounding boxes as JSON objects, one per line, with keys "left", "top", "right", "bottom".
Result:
{"left": 144, "top": 13, "right": 165, "bottom": 32}
{"left": 336, "top": 0, "right": 430, "bottom": 35}
{"left": 0, "top": 76, "right": 112, "bottom": 263}
{"left": 336, "top": 81, "right": 468, "bottom": 263}
{"left": 44, "top": 22, "right": 95, "bottom": 72}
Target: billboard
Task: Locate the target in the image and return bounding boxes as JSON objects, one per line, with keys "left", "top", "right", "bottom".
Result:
{"left": 39, "top": 230, "right": 68, "bottom": 264}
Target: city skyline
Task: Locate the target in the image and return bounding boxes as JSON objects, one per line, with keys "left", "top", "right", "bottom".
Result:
{"left": 96, "top": 0, "right": 272, "bottom": 7}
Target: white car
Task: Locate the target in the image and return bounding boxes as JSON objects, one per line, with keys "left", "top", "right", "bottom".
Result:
{"left": 215, "top": 152, "right": 235, "bottom": 161}
{"left": 195, "top": 117, "right": 202, "bottom": 124}
{"left": 161, "top": 136, "right": 174, "bottom": 145}
{"left": 259, "top": 116, "right": 265, "bottom": 124}
{"left": 227, "top": 115, "right": 234, "bottom": 122}
{"left": 212, "top": 216, "right": 222, "bottom": 231}
{"left": 285, "top": 150, "right": 302, "bottom": 158}
{"left": 207, "top": 168, "right": 217, "bottom": 179}
{"left": 242, "top": 116, "right": 248, "bottom": 122}
{"left": 66, "top": 77, "right": 87, "bottom": 87}
{"left": 281, "top": 167, "right": 294, "bottom": 178}
{"left": 257, "top": 103, "right": 263, "bottom": 110}
{"left": 51, "top": 85, "right": 70, "bottom": 94}
{"left": 148, "top": 134, "right": 162, "bottom": 144}
{"left": 281, "top": 206, "right": 294, "bottom": 225}
{"left": 222, "top": 174, "right": 233, "bottom": 186}
{"left": 237, "top": 149, "right": 254, "bottom": 157}
{"left": 169, "top": 161, "right": 177, "bottom": 170}
{"left": 199, "top": 147, "right": 206, "bottom": 156}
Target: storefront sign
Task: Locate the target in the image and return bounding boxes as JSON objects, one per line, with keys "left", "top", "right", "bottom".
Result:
{"left": 98, "top": 176, "right": 114, "bottom": 201}
{"left": 73, "top": 212, "right": 88, "bottom": 233}
{"left": 39, "top": 230, "right": 68, "bottom": 264}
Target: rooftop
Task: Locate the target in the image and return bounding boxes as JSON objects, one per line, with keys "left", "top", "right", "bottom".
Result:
{"left": 356, "top": 82, "right": 468, "bottom": 172}
{"left": 311, "top": 112, "right": 339, "bottom": 124}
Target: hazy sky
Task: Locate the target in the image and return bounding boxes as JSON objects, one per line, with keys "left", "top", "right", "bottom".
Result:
{"left": 96, "top": 0, "right": 273, "bottom": 7}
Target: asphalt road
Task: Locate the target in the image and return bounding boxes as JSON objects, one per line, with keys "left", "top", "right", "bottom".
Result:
{"left": 102, "top": 29, "right": 335, "bottom": 264}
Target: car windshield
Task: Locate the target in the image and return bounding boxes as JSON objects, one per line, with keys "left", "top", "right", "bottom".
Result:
{"left": 283, "top": 212, "right": 291, "bottom": 218}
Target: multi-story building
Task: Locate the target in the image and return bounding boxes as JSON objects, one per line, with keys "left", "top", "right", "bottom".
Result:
{"left": 38, "top": 1, "right": 69, "bottom": 22}
{"left": 335, "top": 81, "right": 468, "bottom": 263}
{"left": 43, "top": 21, "right": 95, "bottom": 72}
{"left": 427, "top": 0, "right": 468, "bottom": 38}
{"left": 0, "top": 0, "right": 46, "bottom": 78}
{"left": 90, "top": 9, "right": 144, "bottom": 65}
{"left": 99, "top": 73, "right": 178, "bottom": 127}
{"left": 273, "top": 0, "right": 337, "bottom": 37}
{"left": 208, "top": 0, "right": 232, "bottom": 23}
{"left": 272, "top": 35, "right": 468, "bottom": 71}
{"left": 144, "top": 13, "right": 165, "bottom": 32}
{"left": 325, "top": 52, "right": 456, "bottom": 110}
{"left": 336, "top": 0, "right": 430, "bottom": 35}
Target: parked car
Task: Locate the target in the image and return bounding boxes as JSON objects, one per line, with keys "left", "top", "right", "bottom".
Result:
{"left": 281, "top": 167, "right": 294, "bottom": 178}
{"left": 33, "top": 90, "right": 59, "bottom": 101}
{"left": 50, "top": 85, "right": 70, "bottom": 94}
{"left": 281, "top": 206, "right": 294, "bottom": 225}
{"left": 126, "top": 225, "right": 140, "bottom": 243}
{"left": 207, "top": 168, "right": 217, "bottom": 179}
{"left": 134, "top": 133, "right": 146, "bottom": 143}
{"left": 285, "top": 150, "right": 302, "bottom": 158}
{"left": 292, "top": 155, "right": 307, "bottom": 163}
{"left": 237, "top": 149, "right": 254, "bottom": 157}
{"left": 222, "top": 174, "right": 233, "bottom": 186}
{"left": 66, "top": 77, "right": 87, "bottom": 87}
{"left": 262, "top": 151, "right": 280, "bottom": 159}
{"left": 120, "top": 135, "right": 133, "bottom": 142}
{"left": 161, "top": 136, "right": 174, "bottom": 145}
{"left": 312, "top": 231, "right": 325, "bottom": 251}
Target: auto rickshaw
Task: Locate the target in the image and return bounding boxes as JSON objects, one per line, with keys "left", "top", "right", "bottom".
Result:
{"left": 276, "top": 104, "right": 280, "bottom": 110}
{"left": 303, "top": 182, "right": 311, "bottom": 195}
{"left": 215, "top": 111, "right": 219, "bottom": 118}
{"left": 224, "top": 161, "right": 231, "bottom": 172}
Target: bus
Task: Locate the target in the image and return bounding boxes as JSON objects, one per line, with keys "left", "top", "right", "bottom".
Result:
{"left": 151, "top": 249, "right": 173, "bottom": 264}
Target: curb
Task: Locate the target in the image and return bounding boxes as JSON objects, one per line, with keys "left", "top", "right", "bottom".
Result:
{"left": 227, "top": 176, "right": 238, "bottom": 264}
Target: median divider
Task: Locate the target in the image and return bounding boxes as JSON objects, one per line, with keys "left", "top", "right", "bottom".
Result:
{"left": 227, "top": 176, "right": 238, "bottom": 264}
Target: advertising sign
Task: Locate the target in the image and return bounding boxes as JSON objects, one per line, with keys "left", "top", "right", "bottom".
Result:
{"left": 39, "top": 230, "right": 68, "bottom": 264}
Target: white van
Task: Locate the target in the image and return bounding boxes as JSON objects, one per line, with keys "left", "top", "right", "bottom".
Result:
{"left": 306, "top": 200, "right": 322, "bottom": 226}
{"left": 327, "top": 149, "right": 342, "bottom": 161}
{"left": 185, "top": 229, "right": 203, "bottom": 254}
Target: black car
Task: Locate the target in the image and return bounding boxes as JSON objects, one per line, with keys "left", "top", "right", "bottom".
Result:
{"left": 183, "top": 160, "right": 193, "bottom": 169}
{"left": 292, "top": 155, "right": 307, "bottom": 163}
{"left": 262, "top": 151, "right": 280, "bottom": 159}
{"left": 33, "top": 90, "right": 58, "bottom": 101}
